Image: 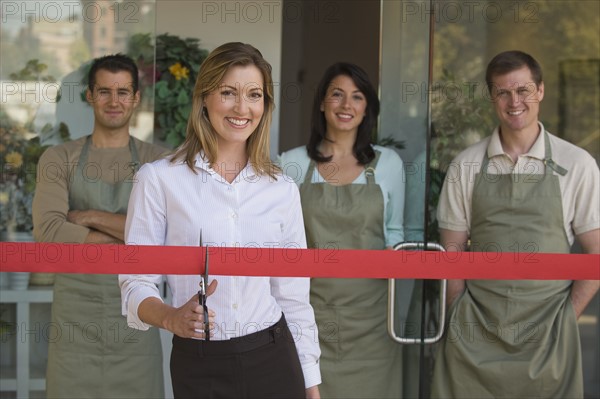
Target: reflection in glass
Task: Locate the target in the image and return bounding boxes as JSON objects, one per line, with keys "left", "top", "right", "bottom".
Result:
{"left": 1, "top": 0, "right": 156, "bottom": 235}
{"left": 430, "top": 1, "right": 599, "bottom": 397}
{"left": 381, "top": 0, "right": 599, "bottom": 397}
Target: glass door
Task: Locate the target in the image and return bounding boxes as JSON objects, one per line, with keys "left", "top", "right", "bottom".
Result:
{"left": 1, "top": 0, "right": 157, "bottom": 236}
{"left": 380, "top": 1, "right": 599, "bottom": 397}
{"left": 0, "top": 2, "right": 157, "bottom": 396}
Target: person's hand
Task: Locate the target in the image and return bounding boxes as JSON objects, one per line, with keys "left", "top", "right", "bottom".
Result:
{"left": 67, "top": 209, "right": 90, "bottom": 226}
{"left": 164, "top": 279, "right": 218, "bottom": 339}
{"left": 305, "top": 385, "right": 320, "bottom": 399}
{"left": 67, "top": 209, "right": 126, "bottom": 241}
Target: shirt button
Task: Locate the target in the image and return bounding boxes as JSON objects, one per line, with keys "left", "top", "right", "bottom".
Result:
{"left": 232, "top": 303, "right": 238, "bottom": 310}
{"left": 231, "top": 212, "right": 237, "bottom": 219}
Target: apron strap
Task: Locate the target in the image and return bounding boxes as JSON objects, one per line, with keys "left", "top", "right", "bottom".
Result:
{"left": 364, "top": 150, "right": 381, "bottom": 185}
{"left": 75, "top": 135, "right": 93, "bottom": 177}
{"left": 128, "top": 136, "right": 141, "bottom": 173}
{"left": 542, "top": 131, "right": 568, "bottom": 176}
{"left": 303, "top": 148, "right": 382, "bottom": 184}
{"left": 480, "top": 150, "right": 491, "bottom": 175}
{"left": 77, "top": 135, "right": 140, "bottom": 174}
{"left": 479, "top": 131, "right": 568, "bottom": 177}
{"left": 304, "top": 159, "right": 317, "bottom": 184}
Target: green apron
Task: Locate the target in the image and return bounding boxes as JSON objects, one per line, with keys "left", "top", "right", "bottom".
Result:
{"left": 300, "top": 151, "right": 403, "bottom": 398}
{"left": 431, "top": 132, "right": 583, "bottom": 398}
{"left": 46, "top": 136, "right": 164, "bottom": 398}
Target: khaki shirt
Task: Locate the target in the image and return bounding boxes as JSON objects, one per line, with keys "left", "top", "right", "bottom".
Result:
{"left": 33, "top": 136, "right": 169, "bottom": 243}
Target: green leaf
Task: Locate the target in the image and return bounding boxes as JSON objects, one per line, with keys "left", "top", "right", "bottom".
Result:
{"left": 176, "top": 90, "right": 189, "bottom": 105}
{"left": 177, "top": 104, "right": 192, "bottom": 120}
{"left": 156, "top": 81, "right": 169, "bottom": 99}
{"left": 166, "top": 130, "right": 181, "bottom": 147}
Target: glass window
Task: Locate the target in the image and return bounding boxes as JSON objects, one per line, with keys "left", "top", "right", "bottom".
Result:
{"left": 380, "top": 1, "right": 599, "bottom": 396}
{"left": 1, "top": 0, "right": 156, "bottom": 238}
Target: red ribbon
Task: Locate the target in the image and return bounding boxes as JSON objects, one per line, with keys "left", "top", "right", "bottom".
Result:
{"left": 1, "top": 242, "right": 598, "bottom": 280}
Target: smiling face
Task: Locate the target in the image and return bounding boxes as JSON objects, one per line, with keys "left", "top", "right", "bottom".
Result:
{"left": 320, "top": 74, "right": 367, "bottom": 137}
{"left": 491, "top": 66, "right": 544, "bottom": 137}
{"left": 86, "top": 69, "right": 140, "bottom": 132}
{"left": 204, "top": 65, "right": 265, "bottom": 148}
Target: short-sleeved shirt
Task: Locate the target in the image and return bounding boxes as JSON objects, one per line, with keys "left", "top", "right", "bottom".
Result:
{"left": 437, "top": 123, "right": 600, "bottom": 245}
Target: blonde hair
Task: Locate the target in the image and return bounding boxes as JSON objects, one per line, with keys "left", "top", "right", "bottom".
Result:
{"left": 171, "top": 42, "right": 279, "bottom": 178}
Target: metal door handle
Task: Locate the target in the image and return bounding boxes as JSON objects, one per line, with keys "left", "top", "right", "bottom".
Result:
{"left": 387, "top": 241, "right": 447, "bottom": 344}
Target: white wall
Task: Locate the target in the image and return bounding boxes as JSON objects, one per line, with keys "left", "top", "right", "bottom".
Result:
{"left": 156, "top": 1, "right": 283, "bottom": 156}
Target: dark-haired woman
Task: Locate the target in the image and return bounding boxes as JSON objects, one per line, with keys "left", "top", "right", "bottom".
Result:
{"left": 280, "top": 62, "right": 405, "bottom": 398}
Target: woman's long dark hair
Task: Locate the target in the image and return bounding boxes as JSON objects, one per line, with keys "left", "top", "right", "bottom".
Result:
{"left": 307, "top": 62, "right": 379, "bottom": 165}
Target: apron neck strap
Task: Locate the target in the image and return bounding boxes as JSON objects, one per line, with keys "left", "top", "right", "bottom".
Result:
{"left": 542, "top": 131, "right": 568, "bottom": 176}
{"left": 78, "top": 135, "right": 140, "bottom": 174}
{"left": 128, "top": 136, "right": 141, "bottom": 173}
{"left": 480, "top": 131, "right": 568, "bottom": 177}
{"left": 364, "top": 150, "right": 381, "bottom": 184}
{"left": 76, "top": 135, "right": 93, "bottom": 176}
{"left": 304, "top": 159, "right": 317, "bottom": 184}
{"left": 304, "top": 149, "right": 382, "bottom": 184}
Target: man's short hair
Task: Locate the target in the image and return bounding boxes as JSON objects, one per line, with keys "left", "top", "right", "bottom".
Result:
{"left": 485, "top": 50, "right": 543, "bottom": 93}
{"left": 88, "top": 53, "right": 139, "bottom": 93}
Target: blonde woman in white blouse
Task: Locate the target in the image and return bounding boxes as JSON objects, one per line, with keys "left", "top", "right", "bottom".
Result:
{"left": 119, "top": 42, "right": 321, "bottom": 399}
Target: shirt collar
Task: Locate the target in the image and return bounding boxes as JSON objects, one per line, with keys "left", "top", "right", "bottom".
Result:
{"left": 192, "top": 151, "right": 213, "bottom": 174}
{"left": 487, "top": 122, "right": 546, "bottom": 161}
{"left": 191, "top": 150, "right": 258, "bottom": 180}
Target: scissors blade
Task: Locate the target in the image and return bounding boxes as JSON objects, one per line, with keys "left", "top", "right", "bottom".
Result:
{"left": 199, "top": 230, "right": 210, "bottom": 341}
{"left": 198, "top": 230, "right": 205, "bottom": 295}
{"left": 204, "top": 243, "right": 209, "bottom": 285}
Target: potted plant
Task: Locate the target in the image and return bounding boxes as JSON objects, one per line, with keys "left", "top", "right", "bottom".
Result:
{"left": 128, "top": 33, "right": 209, "bottom": 148}
{"left": 1, "top": 60, "right": 70, "bottom": 287}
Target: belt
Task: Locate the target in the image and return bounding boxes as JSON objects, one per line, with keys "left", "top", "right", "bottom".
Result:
{"left": 172, "top": 314, "right": 290, "bottom": 356}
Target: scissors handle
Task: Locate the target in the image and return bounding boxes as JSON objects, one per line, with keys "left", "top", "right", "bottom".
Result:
{"left": 198, "top": 281, "right": 210, "bottom": 341}
{"left": 199, "top": 231, "right": 210, "bottom": 341}
{"left": 203, "top": 304, "right": 210, "bottom": 341}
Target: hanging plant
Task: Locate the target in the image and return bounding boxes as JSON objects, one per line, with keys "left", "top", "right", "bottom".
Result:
{"left": 128, "top": 33, "right": 209, "bottom": 148}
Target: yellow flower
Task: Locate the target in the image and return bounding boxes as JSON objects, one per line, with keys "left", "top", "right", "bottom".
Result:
{"left": 5, "top": 151, "right": 23, "bottom": 168}
{"left": 168, "top": 62, "right": 190, "bottom": 81}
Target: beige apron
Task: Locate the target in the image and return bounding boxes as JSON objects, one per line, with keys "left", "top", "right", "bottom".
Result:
{"left": 431, "top": 132, "right": 583, "bottom": 398}
{"left": 46, "top": 136, "right": 164, "bottom": 398}
{"left": 300, "top": 151, "right": 403, "bottom": 398}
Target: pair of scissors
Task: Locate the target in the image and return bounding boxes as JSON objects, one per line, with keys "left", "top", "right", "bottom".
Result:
{"left": 198, "top": 231, "right": 210, "bottom": 341}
